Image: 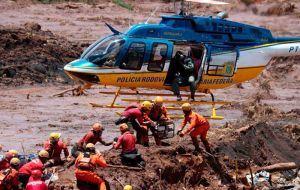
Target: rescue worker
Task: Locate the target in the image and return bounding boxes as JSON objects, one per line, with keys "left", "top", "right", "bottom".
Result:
{"left": 18, "top": 150, "right": 49, "bottom": 187}
{"left": 72, "top": 123, "right": 113, "bottom": 158}
{"left": 149, "top": 96, "right": 170, "bottom": 123}
{"left": 0, "top": 158, "right": 20, "bottom": 190}
{"left": 113, "top": 124, "right": 144, "bottom": 166}
{"left": 75, "top": 143, "right": 107, "bottom": 190}
{"left": 172, "top": 51, "right": 196, "bottom": 101}
{"left": 178, "top": 103, "right": 211, "bottom": 153}
{"left": 43, "top": 132, "right": 69, "bottom": 166}
{"left": 115, "top": 103, "right": 144, "bottom": 144}
{"left": 140, "top": 101, "right": 161, "bottom": 146}
{"left": 0, "top": 152, "right": 14, "bottom": 171}
{"left": 26, "top": 170, "right": 48, "bottom": 190}
{"left": 8, "top": 150, "right": 18, "bottom": 158}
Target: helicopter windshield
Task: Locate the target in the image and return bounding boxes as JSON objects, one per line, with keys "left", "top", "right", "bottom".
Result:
{"left": 84, "top": 36, "right": 125, "bottom": 67}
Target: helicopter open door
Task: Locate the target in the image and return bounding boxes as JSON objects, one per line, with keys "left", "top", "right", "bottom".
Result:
{"left": 205, "top": 45, "right": 239, "bottom": 77}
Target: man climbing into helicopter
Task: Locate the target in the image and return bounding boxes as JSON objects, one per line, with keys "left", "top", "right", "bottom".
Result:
{"left": 172, "top": 50, "right": 196, "bottom": 101}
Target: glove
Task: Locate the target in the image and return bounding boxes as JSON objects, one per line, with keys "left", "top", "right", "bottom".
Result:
{"left": 177, "top": 129, "right": 182, "bottom": 135}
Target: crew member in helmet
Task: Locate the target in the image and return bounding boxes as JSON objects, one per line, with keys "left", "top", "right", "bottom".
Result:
{"left": 149, "top": 96, "right": 170, "bottom": 123}
{"left": 18, "top": 150, "right": 49, "bottom": 187}
{"left": 178, "top": 103, "right": 211, "bottom": 153}
{"left": 0, "top": 152, "right": 14, "bottom": 171}
{"left": 72, "top": 123, "right": 113, "bottom": 158}
{"left": 26, "top": 170, "right": 48, "bottom": 190}
{"left": 75, "top": 143, "right": 107, "bottom": 190}
{"left": 172, "top": 51, "right": 196, "bottom": 101}
{"left": 0, "top": 158, "right": 21, "bottom": 190}
{"left": 43, "top": 132, "right": 69, "bottom": 167}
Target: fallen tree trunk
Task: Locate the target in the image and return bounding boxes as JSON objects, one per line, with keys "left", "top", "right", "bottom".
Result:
{"left": 107, "top": 164, "right": 143, "bottom": 171}
{"left": 256, "top": 162, "right": 298, "bottom": 172}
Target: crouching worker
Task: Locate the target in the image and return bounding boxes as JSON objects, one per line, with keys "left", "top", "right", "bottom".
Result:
{"left": 75, "top": 143, "right": 107, "bottom": 190}
{"left": 18, "top": 150, "right": 49, "bottom": 187}
{"left": 0, "top": 158, "right": 21, "bottom": 190}
{"left": 72, "top": 123, "right": 112, "bottom": 158}
{"left": 26, "top": 170, "right": 48, "bottom": 190}
{"left": 113, "top": 124, "right": 145, "bottom": 167}
{"left": 43, "top": 132, "right": 69, "bottom": 167}
{"left": 178, "top": 103, "right": 211, "bottom": 153}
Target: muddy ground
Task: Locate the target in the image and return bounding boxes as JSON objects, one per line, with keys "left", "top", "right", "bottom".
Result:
{"left": 0, "top": 0, "right": 300, "bottom": 189}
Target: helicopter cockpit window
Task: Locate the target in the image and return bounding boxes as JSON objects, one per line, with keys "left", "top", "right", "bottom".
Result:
{"left": 120, "top": 43, "right": 145, "bottom": 70}
{"left": 207, "top": 47, "right": 237, "bottom": 77}
{"left": 85, "top": 36, "right": 125, "bottom": 68}
{"left": 148, "top": 43, "right": 167, "bottom": 72}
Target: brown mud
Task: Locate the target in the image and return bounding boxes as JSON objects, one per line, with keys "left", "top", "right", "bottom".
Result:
{"left": 0, "top": 0, "right": 300, "bottom": 189}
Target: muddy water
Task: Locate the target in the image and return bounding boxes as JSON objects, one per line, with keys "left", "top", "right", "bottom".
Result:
{"left": 0, "top": 84, "right": 246, "bottom": 154}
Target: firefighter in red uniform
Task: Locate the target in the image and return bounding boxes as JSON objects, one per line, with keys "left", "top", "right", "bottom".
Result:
{"left": 75, "top": 143, "right": 108, "bottom": 190}
{"left": 0, "top": 152, "right": 14, "bottom": 171}
{"left": 71, "top": 123, "right": 113, "bottom": 158}
{"left": 43, "top": 132, "right": 69, "bottom": 167}
{"left": 18, "top": 150, "right": 49, "bottom": 187}
{"left": 26, "top": 170, "right": 48, "bottom": 190}
{"left": 0, "top": 158, "right": 20, "bottom": 190}
{"left": 178, "top": 103, "right": 211, "bottom": 153}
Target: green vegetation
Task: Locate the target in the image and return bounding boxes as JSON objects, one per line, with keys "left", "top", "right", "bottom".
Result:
{"left": 112, "top": 0, "right": 133, "bottom": 11}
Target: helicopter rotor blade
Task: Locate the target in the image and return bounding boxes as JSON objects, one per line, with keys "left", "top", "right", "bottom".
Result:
{"left": 186, "top": 0, "right": 229, "bottom": 5}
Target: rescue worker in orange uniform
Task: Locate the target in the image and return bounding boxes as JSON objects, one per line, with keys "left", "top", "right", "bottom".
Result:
{"left": 140, "top": 101, "right": 161, "bottom": 146}
{"left": 0, "top": 158, "right": 20, "bottom": 190}
{"left": 43, "top": 132, "right": 69, "bottom": 167}
{"left": 26, "top": 170, "right": 48, "bottom": 190}
{"left": 72, "top": 123, "right": 113, "bottom": 158}
{"left": 18, "top": 150, "right": 49, "bottom": 187}
{"left": 75, "top": 143, "right": 108, "bottom": 190}
{"left": 178, "top": 103, "right": 211, "bottom": 153}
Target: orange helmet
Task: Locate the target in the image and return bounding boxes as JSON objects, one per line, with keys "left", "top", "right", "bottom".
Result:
{"left": 92, "top": 123, "right": 104, "bottom": 132}
{"left": 120, "top": 123, "right": 129, "bottom": 132}
{"left": 181, "top": 103, "right": 192, "bottom": 112}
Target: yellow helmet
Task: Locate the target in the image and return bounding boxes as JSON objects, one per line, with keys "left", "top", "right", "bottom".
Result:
{"left": 181, "top": 103, "right": 192, "bottom": 111}
{"left": 86, "top": 143, "right": 95, "bottom": 149}
{"left": 154, "top": 96, "right": 163, "bottom": 105}
{"left": 124, "top": 185, "right": 133, "bottom": 190}
{"left": 141, "top": 101, "right": 152, "bottom": 111}
{"left": 49, "top": 132, "right": 61, "bottom": 141}
{"left": 9, "top": 149, "right": 18, "bottom": 156}
{"left": 10, "top": 158, "right": 20, "bottom": 166}
{"left": 120, "top": 123, "right": 129, "bottom": 132}
{"left": 38, "top": 150, "right": 49, "bottom": 158}
{"left": 92, "top": 123, "right": 104, "bottom": 132}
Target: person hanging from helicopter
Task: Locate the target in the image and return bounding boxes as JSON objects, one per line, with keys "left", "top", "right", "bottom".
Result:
{"left": 172, "top": 50, "right": 196, "bottom": 101}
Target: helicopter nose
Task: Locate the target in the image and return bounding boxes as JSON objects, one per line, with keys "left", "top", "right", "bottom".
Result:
{"left": 64, "top": 59, "right": 100, "bottom": 83}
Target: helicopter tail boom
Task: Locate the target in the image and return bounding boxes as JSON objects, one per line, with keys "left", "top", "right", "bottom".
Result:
{"left": 265, "top": 41, "right": 300, "bottom": 57}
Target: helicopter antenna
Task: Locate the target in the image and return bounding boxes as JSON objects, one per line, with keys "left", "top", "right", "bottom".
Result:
{"left": 145, "top": 7, "right": 159, "bottom": 24}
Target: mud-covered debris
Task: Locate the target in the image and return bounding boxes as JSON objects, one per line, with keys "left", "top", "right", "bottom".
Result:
{"left": 262, "top": 2, "right": 296, "bottom": 16}
{"left": 0, "top": 24, "right": 82, "bottom": 86}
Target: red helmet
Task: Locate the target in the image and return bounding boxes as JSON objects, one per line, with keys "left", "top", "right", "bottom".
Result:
{"left": 31, "top": 170, "right": 43, "bottom": 180}
{"left": 4, "top": 152, "right": 14, "bottom": 162}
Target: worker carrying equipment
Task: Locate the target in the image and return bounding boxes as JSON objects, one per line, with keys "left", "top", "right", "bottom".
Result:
{"left": 75, "top": 143, "right": 108, "bottom": 190}
{"left": 43, "top": 133, "right": 69, "bottom": 167}
{"left": 178, "top": 103, "right": 211, "bottom": 153}
{"left": 113, "top": 124, "right": 145, "bottom": 167}
{"left": 18, "top": 150, "right": 49, "bottom": 187}
{"left": 0, "top": 152, "right": 14, "bottom": 171}
{"left": 0, "top": 158, "right": 21, "bottom": 190}
{"left": 26, "top": 170, "right": 48, "bottom": 190}
{"left": 72, "top": 123, "right": 113, "bottom": 158}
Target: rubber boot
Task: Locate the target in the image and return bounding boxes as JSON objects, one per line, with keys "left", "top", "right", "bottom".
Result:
{"left": 202, "top": 139, "right": 211, "bottom": 154}
{"left": 192, "top": 138, "right": 200, "bottom": 153}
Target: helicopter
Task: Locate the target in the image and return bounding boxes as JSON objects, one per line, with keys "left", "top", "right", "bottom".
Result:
{"left": 64, "top": 0, "right": 300, "bottom": 119}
